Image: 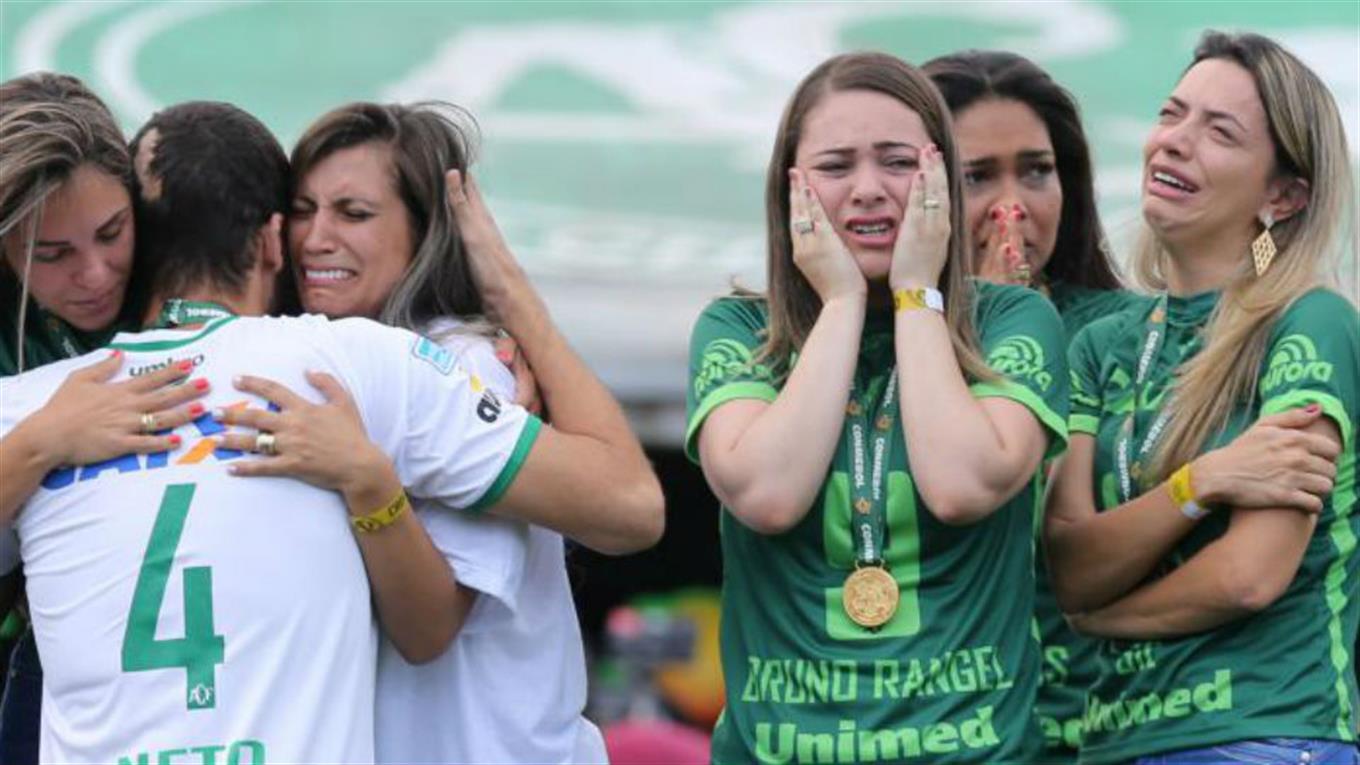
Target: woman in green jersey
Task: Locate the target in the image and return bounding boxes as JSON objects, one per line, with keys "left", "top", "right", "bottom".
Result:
{"left": 925, "top": 49, "right": 1139, "bottom": 761}
{"left": 687, "top": 52, "right": 1068, "bottom": 764}
{"left": 1045, "top": 31, "right": 1358, "bottom": 764}
{"left": 0, "top": 72, "right": 209, "bottom": 764}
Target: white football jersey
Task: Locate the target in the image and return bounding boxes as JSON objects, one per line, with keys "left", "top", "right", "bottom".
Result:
{"left": 374, "top": 322, "right": 607, "bottom": 764}
{"left": 0, "top": 315, "right": 537, "bottom": 764}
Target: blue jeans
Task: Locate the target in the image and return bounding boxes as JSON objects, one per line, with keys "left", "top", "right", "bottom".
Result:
{"left": 1133, "top": 738, "right": 1360, "bottom": 765}
{"left": 0, "top": 629, "right": 41, "bottom": 765}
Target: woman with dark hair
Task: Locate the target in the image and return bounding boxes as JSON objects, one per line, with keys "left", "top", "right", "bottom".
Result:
{"left": 1046, "top": 31, "right": 1357, "bottom": 763}
{"left": 686, "top": 51, "right": 1070, "bottom": 762}
{"left": 924, "top": 50, "right": 1143, "bottom": 759}
{"left": 924, "top": 50, "right": 1137, "bottom": 336}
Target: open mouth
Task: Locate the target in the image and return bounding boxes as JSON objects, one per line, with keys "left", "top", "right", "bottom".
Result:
{"left": 844, "top": 216, "right": 897, "bottom": 247}
{"left": 1148, "top": 166, "right": 1199, "bottom": 195}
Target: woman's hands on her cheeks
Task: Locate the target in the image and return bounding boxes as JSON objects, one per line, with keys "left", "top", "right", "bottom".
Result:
{"left": 975, "top": 204, "right": 1031, "bottom": 286}
{"left": 1191, "top": 405, "right": 1339, "bottom": 513}
{"left": 493, "top": 336, "right": 543, "bottom": 417}
{"left": 890, "top": 143, "right": 951, "bottom": 290}
{"left": 16, "top": 351, "right": 209, "bottom": 466}
{"left": 787, "top": 168, "right": 865, "bottom": 304}
{"left": 215, "top": 372, "right": 395, "bottom": 509}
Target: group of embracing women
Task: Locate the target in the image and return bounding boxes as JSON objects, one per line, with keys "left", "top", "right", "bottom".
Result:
{"left": 1, "top": 24, "right": 1357, "bottom": 765}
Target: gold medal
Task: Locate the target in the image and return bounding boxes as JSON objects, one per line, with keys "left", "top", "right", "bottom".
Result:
{"left": 842, "top": 565, "right": 899, "bottom": 629}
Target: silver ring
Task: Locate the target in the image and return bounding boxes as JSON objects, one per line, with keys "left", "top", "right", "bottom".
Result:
{"left": 922, "top": 198, "right": 941, "bottom": 210}
{"left": 254, "top": 432, "right": 277, "bottom": 456}
{"left": 792, "top": 218, "right": 815, "bottom": 235}
{"left": 140, "top": 412, "right": 158, "bottom": 434}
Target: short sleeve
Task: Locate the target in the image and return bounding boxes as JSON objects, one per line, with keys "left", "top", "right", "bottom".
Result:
{"left": 1067, "top": 322, "right": 1105, "bottom": 437}
{"left": 684, "top": 298, "right": 780, "bottom": 462}
{"left": 327, "top": 318, "right": 541, "bottom": 513}
{"left": 969, "top": 283, "right": 1070, "bottom": 458}
{"left": 1258, "top": 290, "right": 1359, "bottom": 451}
{"left": 414, "top": 506, "right": 528, "bottom": 620}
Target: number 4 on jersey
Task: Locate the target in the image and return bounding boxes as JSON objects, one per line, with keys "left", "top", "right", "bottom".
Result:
{"left": 121, "top": 484, "right": 226, "bottom": 710}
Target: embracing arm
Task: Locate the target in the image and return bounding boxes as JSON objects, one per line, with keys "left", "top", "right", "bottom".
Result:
{"left": 2, "top": 353, "right": 205, "bottom": 526}
{"left": 446, "top": 171, "right": 662, "bottom": 554}
{"left": 221, "top": 373, "right": 473, "bottom": 664}
{"left": 1045, "top": 407, "right": 1336, "bottom": 613}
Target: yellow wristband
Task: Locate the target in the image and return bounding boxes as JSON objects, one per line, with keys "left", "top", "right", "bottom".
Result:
{"left": 1167, "top": 463, "right": 1208, "bottom": 520}
{"left": 893, "top": 287, "right": 944, "bottom": 313}
{"left": 351, "top": 490, "right": 410, "bottom": 533}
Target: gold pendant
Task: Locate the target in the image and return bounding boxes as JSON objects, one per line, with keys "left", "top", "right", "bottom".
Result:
{"left": 842, "top": 565, "right": 899, "bottom": 629}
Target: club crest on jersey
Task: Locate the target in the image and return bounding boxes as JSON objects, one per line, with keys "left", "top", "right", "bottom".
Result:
{"left": 412, "top": 336, "right": 456, "bottom": 375}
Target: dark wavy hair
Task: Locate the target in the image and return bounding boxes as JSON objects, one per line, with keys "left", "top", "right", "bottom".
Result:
{"left": 924, "top": 50, "right": 1121, "bottom": 290}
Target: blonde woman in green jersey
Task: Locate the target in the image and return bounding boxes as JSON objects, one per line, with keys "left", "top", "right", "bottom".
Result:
{"left": 1045, "top": 31, "right": 1358, "bottom": 764}
{"left": 687, "top": 52, "right": 1068, "bottom": 763}
{"left": 924, "top": 49, "right": 1141, "bottom": 762}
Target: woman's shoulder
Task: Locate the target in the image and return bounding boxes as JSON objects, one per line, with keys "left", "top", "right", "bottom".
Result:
{"left": 697, "top": 294, "right": 769, "bottom": 326}
{"left": 971, "top": 280, "right": 1061, "bottom": 330}
{"left": 1277, "top": 287, "right": 1359, "bottom": 328}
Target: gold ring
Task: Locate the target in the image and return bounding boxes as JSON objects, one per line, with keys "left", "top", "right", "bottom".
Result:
{"left": 922, "top": 198, "right": 941, "bottom": 210}
{"left": 255, "top": 432, "right": 277, "bottom": 456}
{"left": 792, "top": 218, "right": 814, "bottom": 235}
{"left": 140, "top": 412, "right": 158, "bottom": 434}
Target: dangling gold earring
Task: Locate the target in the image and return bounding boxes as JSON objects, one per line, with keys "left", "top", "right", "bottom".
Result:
{"left": 1251, "top": 212, "right": 1277, "bottom": 276}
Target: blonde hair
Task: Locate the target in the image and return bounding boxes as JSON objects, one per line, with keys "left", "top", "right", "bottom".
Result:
{"left": 755, "top": 52, "right": 993, "bottom": 382}
{"left": 1138, "top": 31, "right": 1356, "bottom": 482}
{"left": 0, "top": 72, "right": 131, "bottom": 370}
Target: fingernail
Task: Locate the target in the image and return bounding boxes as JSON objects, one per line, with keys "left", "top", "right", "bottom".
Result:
{"left": 188, "top": 403, "right": 206, "bottom": 416}
{"left": 233, "top": 376, "right": 244, "bottom": 388}
{"left": 212, "top": 408, "right": 227, "bottom": 421}
{"left": 1306, "top": 404, "right": 1320, "bottom": 413}
{"left": 495, "top": 349, "right": 513, "bottom": 363}
{"left": 990, "top": 208, "right": 1004, "bottom": 221}
{"left": 110, "top": 349, "right": 123, "bottom": 359}
{"left": 168, "top": 434, "right": 182, "bottom": 447}
{"left": 177, "top": 360, "right": 193, "bottom": 372}
{"left": 228, "top": 464, "right": 241, "bottom": 475}
{"left": 193, "top": 379, "right": 210, "bottom": 391}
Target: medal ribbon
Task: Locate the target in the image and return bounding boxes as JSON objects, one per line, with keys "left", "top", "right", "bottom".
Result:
{"left": 1114, "top": 294, "right": 1172, "bottom": 503}
{"left": 150, "top": 299, "right": 236, "bottom": 330}
{"left": 844, "top": 367, "right": 899, "bottom": 567}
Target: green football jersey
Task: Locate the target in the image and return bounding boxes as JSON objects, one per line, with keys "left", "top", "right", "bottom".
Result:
{"left": 1032, "top": 284, "right": 1151, "bottom": 760}
{"left": 686, "top": 281, "right": 1069, "bottom": 765}
{"left": 1067, "top": 288, "right": 1360, "bottom": 763}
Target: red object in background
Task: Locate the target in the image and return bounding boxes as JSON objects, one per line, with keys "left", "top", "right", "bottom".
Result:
{"left": 604, "top": 720, "right": 710, "bottom": 764}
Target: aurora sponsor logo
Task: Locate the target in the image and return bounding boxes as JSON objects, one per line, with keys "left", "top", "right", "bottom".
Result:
{"left": 693, "top": 338, "right": 772, "bottom": 398}
{"left": 986, "top": 336, "right": 1052, "bottom": 391}
{"left": 1260, "top": 334, "right": 1333, "bottom": 393}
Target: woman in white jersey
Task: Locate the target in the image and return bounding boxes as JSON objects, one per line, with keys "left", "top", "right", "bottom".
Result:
{"left": 228, "top": 101, "right": 615, "bottom": 764}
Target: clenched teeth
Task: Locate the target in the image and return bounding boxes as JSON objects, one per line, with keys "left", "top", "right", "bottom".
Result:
{"left": 1152, "top": 171, "right": 1193, "bottom": 192}
{"left": 850, "top": 222, "right": 892, "bottom": 235}
{"left": 306, "top": 269, "right": 356, "bottom": 281}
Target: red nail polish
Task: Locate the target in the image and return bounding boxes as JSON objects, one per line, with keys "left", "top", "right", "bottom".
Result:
{"left": 110, "top": 349, "right": 123, "bottom": 359}
{"left": 188, "top": 403, "right": 205, "bottom": 416}
{"left": 177, "top": 360, "right": 193, "bottom": 372}
{"left": 193, "top": 379, "right": 210, "bottom": 391}
{"left": 169, "top": 434, "right": 182, "bottom": 447}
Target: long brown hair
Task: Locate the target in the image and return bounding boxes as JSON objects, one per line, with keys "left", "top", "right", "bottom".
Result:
{"left": 291, "top": 101, "right": 488, "bottom": 336}
{"left": 1140, "top": 31, "right": 1355, "bottom": 482}
{"left": 758, "top": 52, "right": 992, "bottom": 382}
